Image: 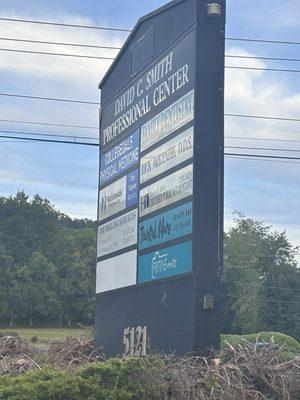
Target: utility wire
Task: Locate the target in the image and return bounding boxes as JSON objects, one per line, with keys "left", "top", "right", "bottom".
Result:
{"left": 0, "top": 118, "right": 98, "bottom": 130}
{"left": 3, "top": 46, "right": 300, "bottom": 70}
{"left": 226, "top": 156, "right": 300, "bottom": 165}
{"left": 226, "top": 136, "right": 300, "bottom": 144}
{"left": 0, "top": 36, "right": 121, "bottom": 50}
{"left": 227, "top": 36, "right": 300, "bottom": 46}
{"left": 1, "top": 132, "right": 300, "bottom": 155}
{"left": 0, "top": 47, "right": 115, "bottom": 60}
{"left": 0, "top": 92, "right": 99, "bottom": 105}
{"left": 1, "top": 37, "right": 300, "bottom": 64}
{"left": 224, "top": 152, "right": 300, "bottom": 161}
{"left": 3, "top": 120, "right": 300, "bottom": 139}
{"left": 226, "top": 65, "right": 300, "bottom": 73}
{"left": 222, "top": 279, "right": 300, "bottom": 292}
{"left": 2, "top": 134, "right": 300, "bottom": 163}
{"left": 221, "top": 293, "right": 300, "bottom": 305}
{"left": 225, "top": 145, "right": 300, "bottom": 153}
{"left": 0, "top": 129, "right": 98, "bottom": 141}
{"left": 0, "top": 17, "right": 131, "bottom": 32}
{"left": 0, "top": 134, "right": 98, "bottom": 146}
{"left": 2, "top": 110, "right": 300, "bottom": 127}
{"left": 1, "top": 17, "right": 300, "bottom": 47}
{"left": 227, "top": 54, "right": 300, "bottom": 63}
{"left": 225, "top": 113, "right": 300, "bottom": 123}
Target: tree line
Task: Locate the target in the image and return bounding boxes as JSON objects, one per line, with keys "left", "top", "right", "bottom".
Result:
{"left": 0, "top": 191, "right": 96, "bottom": 327}
{"left": 0, "top": 192, "right": 299, "bottom": 340}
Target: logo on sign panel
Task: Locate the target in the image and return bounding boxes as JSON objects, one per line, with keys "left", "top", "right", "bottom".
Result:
{"left": 151, "top": 251, "right": 177, "bottom": 279}
{"left": 139, "top": 164, "right": 193, "bottom": 217}
{"left": 138, "top": 240, "right": 192, "bottom": 283}
{"left": 99, "top": 169, "right": 138, "bottom": 221}
{"left": 139, "top": 201, "right": 192, "bottom": 250}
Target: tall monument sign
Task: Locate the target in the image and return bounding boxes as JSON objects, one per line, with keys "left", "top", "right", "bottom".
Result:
{"left": 96, "top": 0, "right": 225, "bottom": 356}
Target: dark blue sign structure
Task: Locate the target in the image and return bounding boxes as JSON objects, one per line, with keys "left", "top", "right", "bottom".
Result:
{"left": 96, "top": 0, "right": 226, "bottom": 356}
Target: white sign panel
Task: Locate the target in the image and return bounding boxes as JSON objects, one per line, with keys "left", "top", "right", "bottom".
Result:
{"left": 140, "top": 127, "right": 194, "bottom": 184}
{"left": 99, "top": 169, "right": 138, "bottom": 221}
{"left": 141, "top": 89, "right": 194, "bottom": 152}
{"left": 99, "top": 175, "right": 126, "bottom": 221}
{"left": 96, "top": 250, "right": 137, "bottom": 293}
{"left": 97, "top": 209, "right": 138, "bottom": 257}
{"left": 140, "top": 163, "right": 193, "bottom": 217}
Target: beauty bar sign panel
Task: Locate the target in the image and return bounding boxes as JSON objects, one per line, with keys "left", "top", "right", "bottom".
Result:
{"left": 139, "top": 201, "right": 192, "bottom": 250}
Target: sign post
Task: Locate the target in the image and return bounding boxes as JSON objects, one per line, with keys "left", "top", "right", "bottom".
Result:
{"left": 96, "top": 0, "right": 225, "bottom": 356}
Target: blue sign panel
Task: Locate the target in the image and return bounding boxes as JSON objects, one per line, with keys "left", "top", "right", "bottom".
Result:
{"left": 139, "top": 202, "right": 192, "bottom": 250}
{"left": 138, "top": 240, "right": 192, "bottom": 283}
{"left": 126, "top": 169, "right": 139, "bottom": 208}
{"left": 100, "top": 130, "right": 139, "bottom": 186}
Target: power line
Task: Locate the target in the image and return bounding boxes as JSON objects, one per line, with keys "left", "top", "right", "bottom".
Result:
{"left": 4, "top": 45, "right": 300, "bottom": 68}
{"left": 226, "top": 145, "right": 300, "bottom": 153}
{"left": 226, "top": 136, "right": 300, "bottom": 145}
{"left": 0, "top": 92, "right": 99, "bottom": 105}
{"left": 224, "top": 152, "right": 300, "bottom": 161}
{"left": 3, "top": 110, "right": 300, "bottom": 128}
{"left": 226, "top": 65, "right": 300, "bottom": 73}
{"left": 0, "top": 17, "right": 131, "bottom": 32}
{"left": 3, "top": 119, "right": 300, "bottom": 139}
{"left": 1, "top": 37, "right": 300, "bottom": 64}
{"left": 221, "top": 293, "right": 300, "bottom": 305}
{"left": 0, "top": 134, "right": 98, "bottom": 146}
{"left": 225, "top": 113, "right": 300, "bottom": 123}
{"left": 0, "top": 36, "right": 121, "bottom": 50}
{"left": 226, "top": 36, "right": 300, "bottom": 46}
{"left": 0, "top": 118, "right": 98, "bottom": 130}
{"left": 1, "top": 134, "right": 300, "bottom": 163}
{"left": 222, "top": 279, "right": 300, "bottom": 292}
{"left": 0, "top": 129, "right": 98, "bottom": 141}
{"left": 1, "top": 17, "right": 300, "bottom": 47}
{"left": 227, "top": 54, "right": 300, "bottom": 63}
{"left": 226, "top": 156, "right": 300, "bottom": 165}
{"left": 0, "top": 47, "right": 115, "bottom": 60}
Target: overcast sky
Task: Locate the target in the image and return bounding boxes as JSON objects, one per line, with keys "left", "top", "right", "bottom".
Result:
{"left": 0, "top": 0, "right": 299, "bottom": 257}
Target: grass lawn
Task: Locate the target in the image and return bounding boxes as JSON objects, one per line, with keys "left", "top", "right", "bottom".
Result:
{"left": 0, "top": 328, "right": 89, "bottom": 339}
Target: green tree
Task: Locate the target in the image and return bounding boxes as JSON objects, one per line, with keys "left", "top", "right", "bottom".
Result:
{"left": 222, "top": 213, "right": 300, "bottom": 339}
{"left": 0, "top": 192, "right": 96, "bottom": 327}
{"left": 17, "top": 252, "right": 60, "bottom": 326}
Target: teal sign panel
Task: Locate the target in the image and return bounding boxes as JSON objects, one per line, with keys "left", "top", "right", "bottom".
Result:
{"left": 139, "top": 202, "right": 192, "bottom": 250}
{"left": 138, "top": 240, "right": 192, "bottom": 283}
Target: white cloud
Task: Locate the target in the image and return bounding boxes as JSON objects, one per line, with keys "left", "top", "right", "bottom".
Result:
{"left": 0, "top": 11, "right": 299, "bottom": 257}
{"left": 0, "top": 12, "right": 124, "bottom": 84}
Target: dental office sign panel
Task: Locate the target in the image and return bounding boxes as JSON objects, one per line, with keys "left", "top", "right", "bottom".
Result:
{"left": 97, "top": 30, "right": 196, "bottom": 294}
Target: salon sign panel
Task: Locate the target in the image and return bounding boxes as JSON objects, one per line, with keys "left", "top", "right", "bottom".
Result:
{"left": 97, "top": 30, "right": 196, "bottom": 293}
